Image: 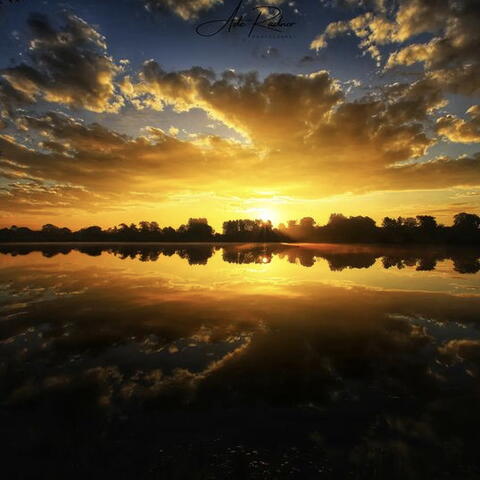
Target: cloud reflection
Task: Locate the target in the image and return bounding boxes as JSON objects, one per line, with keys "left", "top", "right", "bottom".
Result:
{"left": 1, "top": 246, "right": 479, "bottom": 478}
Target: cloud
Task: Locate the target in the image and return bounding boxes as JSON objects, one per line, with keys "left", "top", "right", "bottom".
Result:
{"left": 0, "top": 182, "right": 108, "bottom": 215}
{"left": 123, "top": 61, "right": 447, "bottom": 156}
{"left": 142, "top": 0, "right": 223, "bottom": 20}
{"left": 0, "top": 13, "right": 123, "bottom": 113}
{"left": 0, "top": 78, "right": 33, "bottom": 118}
{"left": 4, "top": 255, "right": 480, "bottom": 415}
{"left": 122, "top": 62, "right": 344, "bottom": 145}
{"left": 2, "top": 62, "right": 478, "bottom": 219}
{"left": 383, "top": 153, "right": 480, "bottom": 190}
{"left": 304, "top": 78, "right": 444, "bottom": 166}
{"left": 0, "top": 111, "right": 260, "bottom": 215}
{"left": 436, "top": 105, "right": 480, "bottom": 143}
{"left": 385, "top": 0, "right": 480, "bottom": 95}
{"left": 439, "top": 339, "right": 480, "bottom": 376}
{"left": 312, "top": 0, "right": 480, "bottom": 95}
{"left": 141, "top": 0, "right": 289, "bottom": 20}
{"left": 311, "top": 12, "right": 393, "bottom": 65}
{"left": 120, "top": 63, "right": 476, "bottom": 196}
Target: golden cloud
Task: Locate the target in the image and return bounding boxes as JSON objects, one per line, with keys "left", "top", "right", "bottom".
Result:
{"left": 436, "top": 106, "right": 480, "bottom": 143}
{"left": 122, "top": 63, "right": 344, "bottom": 145}
{"left": 1, "top": 96, "right": 479, "bottom": 219}
{"left": 123, "top": 64, "right": 445, "bottom": 176}
{"left": 142, "top": 0, "right": 288, "bottom": 20}
{"left": 313, "top": 0, "right": 480, "bottom": 95}
{"left": 143, "top": 0, "right": 223, "bottom": 20}
{"left": 0, "top": 13, "right": 123, "bottom": 113}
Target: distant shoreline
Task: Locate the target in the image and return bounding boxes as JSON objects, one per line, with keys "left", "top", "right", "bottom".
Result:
{"left": 2, "top": 213, "right": 479, "bottom": 245}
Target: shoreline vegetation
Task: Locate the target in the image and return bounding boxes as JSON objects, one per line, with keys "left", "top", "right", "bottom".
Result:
{"left": 1, "top": 212, "right": 479, "bottom": 244}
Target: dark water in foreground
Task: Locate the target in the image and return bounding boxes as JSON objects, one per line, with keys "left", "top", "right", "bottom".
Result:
{"left": 1, "top": 243, "right": 480, "bottom": 479}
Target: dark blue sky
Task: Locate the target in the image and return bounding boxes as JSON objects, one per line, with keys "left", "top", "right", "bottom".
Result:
{"left": 1, "top": 0, "right": 378, "bottom": 81}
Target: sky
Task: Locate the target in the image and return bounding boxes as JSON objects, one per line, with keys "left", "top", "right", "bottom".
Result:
{"left": 0, "top": 0, "right": 479, "bottom": 231}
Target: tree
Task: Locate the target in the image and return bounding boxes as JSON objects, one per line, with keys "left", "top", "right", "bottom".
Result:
{"left": 139, "top": 221, "right": 151, "bottom": 233}
{"left": 77, "top": 226, "right": 103, "bottom": 241}
{"left": 382, "top": 217, "right": 398, "bottom": 229}
{"left": 40, "top": 224, "right": 71, "bottom": 241}
{"left": 402, "top": 217, "right": 418, "bottom": 229}
{"left": 287, "top": 220, "right": 297, "bottom": 229}
{"left": 41, "top": 224, "right": 61, "bottom": 233}
{"left": 184, "top": 218, "right": 214, "bottom": 240}
{"left": 416, "top": 215, "right": 437, "bottom": 231}
{"left": 454, "top": 213, "right": 480, "bottom": 231}
{"left": 299, "top": 217, "right": 315, "bottom": 228}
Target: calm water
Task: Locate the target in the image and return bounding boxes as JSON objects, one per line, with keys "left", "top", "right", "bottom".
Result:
{"left": 1, "top": 243, "right": 480, "bottom": 479}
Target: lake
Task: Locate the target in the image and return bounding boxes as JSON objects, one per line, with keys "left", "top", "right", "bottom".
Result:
{"left": 1, "top": 243, "right": 479, "bottom": 479}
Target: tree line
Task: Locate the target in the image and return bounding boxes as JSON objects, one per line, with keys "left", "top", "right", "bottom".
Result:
{"left": 1, "top": 213, "right": 479, "bottom": 244}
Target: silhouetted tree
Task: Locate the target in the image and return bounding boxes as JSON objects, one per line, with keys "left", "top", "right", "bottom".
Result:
{"left": 454, "top": 213, "right": 480, "bottom": 231}
{"left": 451, "top": 213, "right": 480, "bottom": 244}
{"left": 1, "top": 212, "right": 479, "bottom": 244}
{"left": 324, "top": 214, "right": 377, "bottom": 243}
{"left": 77, "top": 226, "right": 103, "bottom": 241}
{"left": 416, "top": 215, "right": 437, "bottom": 231}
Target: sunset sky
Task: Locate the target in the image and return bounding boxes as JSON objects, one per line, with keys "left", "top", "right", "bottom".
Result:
{"left": 0, "top": 0, "right": 479, "bottom": 230}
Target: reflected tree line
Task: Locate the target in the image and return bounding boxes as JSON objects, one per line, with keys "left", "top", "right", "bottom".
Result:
{"left": 1, "top": 212, "right": 480, "bottom": 244}
{"left": 1, "top": 243, "right": 479, "bottom": 272}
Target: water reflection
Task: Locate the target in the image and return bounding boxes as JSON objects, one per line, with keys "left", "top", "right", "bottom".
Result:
{"left": 1, "top": 242, "right": 479, "bottom": 273}
{"left": 0, "top": 244, "right": 479, "bottom": 478}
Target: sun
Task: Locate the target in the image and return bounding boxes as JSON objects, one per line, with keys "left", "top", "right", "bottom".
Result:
{"left": 254, "top": 208, "right": 279, "bottom": 224}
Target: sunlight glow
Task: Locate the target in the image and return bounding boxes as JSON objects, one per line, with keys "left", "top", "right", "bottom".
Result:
{"left": 252, "top": 208, "right": 279, "bottom": 225}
